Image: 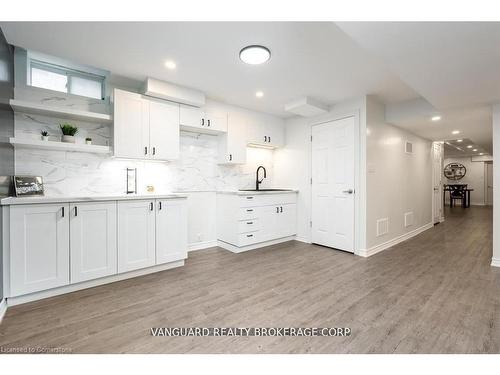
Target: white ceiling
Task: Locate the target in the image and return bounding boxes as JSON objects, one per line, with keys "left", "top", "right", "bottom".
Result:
{"left": 0, "top": 22, "right": 419, "bottom": 117}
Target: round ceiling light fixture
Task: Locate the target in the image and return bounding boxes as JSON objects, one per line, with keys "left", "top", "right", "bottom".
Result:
{"left": 255, "top": 91, "right": 264, "bottom": 98}
{"left": 239, "top": 45, "right": 271, "bottom": 65}
{"left": 431, "top": 115, "right": 441, "bottom": 121}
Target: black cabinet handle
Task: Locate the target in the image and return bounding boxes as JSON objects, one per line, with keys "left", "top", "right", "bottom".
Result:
{"left": 208, "top": 119, "right": 211, "bottom": 127}
{"left": 153, "top": 147, "right": 156, "bottom": 155}
{"left": 276, "top": 207, "right": 279, "bottom": 213}
{"left": 247, "top": 221, "right": 253, "bottom": 225}
{"left": 201, "top": 118, "right": 205, "bottom": 126}
{"left": 246, "top": 234, "right": 253, "bottom": 238}
{"left": 264, "top": 136, "right": 267, "bottom": 142}
{"left": 269, "top": 136, "right": 271, "bottom": 143}
{"left": 246, "top": 196, "right": 254, "bottom": 199}
{"left": 61, "top": 207, "right": 65, "bottom": 217}
{"left": 159, "top": 201, "right": 162, "bottom": 210}
{"left": 144, "top": 146, "right": 148, "bottom": 155}
{"left": 150, "top": 202, "right": 154, "bottom": 211}
{"left": 74, "top": 206, "right": 78, "bottom": 216}
{"left": 280, "top": 206, "right": 283, "bottom": 213}
{"left": 246, "top": 209, "right": 253, "bottom": 212}
{"left": 229, "top": 154, "right": 232, "bottom": 161}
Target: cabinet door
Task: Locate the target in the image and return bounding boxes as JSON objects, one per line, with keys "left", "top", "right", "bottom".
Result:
{"left": 205, "top": 109, "right": 228, "bottom": 133}
{"left": 259, "top": 205, "right": 279, "bottom": 242}
{"left": 149, "top": 100, "right": 180, "bottom": 160}
{"left": 277, "top": 203, "right": 297, "bottom": 238}
{"left": 218, "top": 112, "right": 247, "bottom": 164}
{"left": 70, "top": 202, "right": 117, "bottom": 283}
{"left": 117, "top": 200, "right": 156, "bottom": 273}
{"left": 10, "top": 204, "right": 70, "bottom": 296}
{"left": 156, "top": 199, "right": 188, "bottom": 264}
{"left": 246, "top": 116, "right": 284, "bottom": 148}
{"left": 114, "top": 89, "right": 149, "bottom": 159}
{"left": 179, "top": 104, "right": 204, "bottom": 129}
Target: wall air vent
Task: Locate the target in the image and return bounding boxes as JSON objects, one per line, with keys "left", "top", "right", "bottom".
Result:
{"left": 376, "top": 218, "right": 389, "bottom": 237}
{"left": 404, "top": 212, "right": 414, "bottom": 227}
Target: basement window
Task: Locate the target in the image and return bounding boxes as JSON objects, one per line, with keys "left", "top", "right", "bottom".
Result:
{"left": 29, "top": 60, "right": 105, "bottom": 100}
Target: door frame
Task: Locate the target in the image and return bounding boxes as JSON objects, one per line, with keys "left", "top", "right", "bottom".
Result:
{"left": 309, "top": 110, "right": 362, "bottom": 254}
{"left": 431, "top": 141, "right": 444, "bottom": 224}
{"left": 485, "top": 161, "right": 493, "bottom": 206}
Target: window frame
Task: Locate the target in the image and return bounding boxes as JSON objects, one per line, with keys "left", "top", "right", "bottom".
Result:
{"left": 28, "top": 59, "right": 106, "bottom": 100}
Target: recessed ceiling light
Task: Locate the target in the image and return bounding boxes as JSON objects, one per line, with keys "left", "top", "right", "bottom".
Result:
{"left": 480, "top": 153, "right": 484, "bottom": 155}
{"left": 255, "top": 91, "right": 264, "bottom": 98}
{"left": 456, "top": 139, "right": 463, "bottom": 142}
{"left": 239, "top": 45, "right": 271, "bottom": 65}
{"left": 452, "top": 130, "right": 460, "bottom": 134}
{"left": 431, "top": 115, "right": 441, "bottom": 121}
{"left": 467, "top": 145, "right": 473, "bottom": 148}
{"left": 473, "top": 149, "right": 478, "bottom": 152}
{"left": 165, "top": 60, "right": 176, "bottom": 70}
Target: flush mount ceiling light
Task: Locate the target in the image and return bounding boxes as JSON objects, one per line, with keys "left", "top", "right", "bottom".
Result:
{"left": 467, "top": 145, "right": 473, "bottom": 148}
{"left": 431, "top": 115, "right": 441, "bottom": 121}
{"left": 473, "top": 149, "right": 478, "bottom": 152}
{"left": 165, "top": 60, "right": 176, "bottom": 70}
{"left": 255, "top": 91, "right": 264, "bottom": 98}
{"left": 239, "top": 45, "right": 271, "bottom": 65}
{"left": 452, "top": 130, "right": 460, "bottom": 135}
{"left": 480, "top": 153, "right": 484, "bottom": 155}
{"left": 456, "top": 139, "right": 463, "bottom": 142}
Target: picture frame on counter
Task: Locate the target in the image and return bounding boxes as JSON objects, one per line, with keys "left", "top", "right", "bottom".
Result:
{"left": 14, "top": 175, "right": 44, "bottom": 197}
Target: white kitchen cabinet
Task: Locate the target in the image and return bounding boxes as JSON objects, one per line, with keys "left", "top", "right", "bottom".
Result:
{"left": 9, "top": 204, "right": 70, "bottom": 296}
{"left": 70, "top": 202, "right": 117, "bottom": 283}
{"left": 156, "top": 199, "right": 188, "bottom": 264}
{"left": 246, "top": 114, "right": 285, "bottom": 148}
{"left": 148, "top": 99, "right": 180, "bottom": 160}
{"left": 180, "top": 104, "right": 228, "bottom": 134}
{"left": 117, "top": 200, "right": 156, "bottom": 273}
{"left": 114, "top": 89, "right": 180, "bottom": 161}
{"left": 113, "top": 89, "right": 149, "bottom": 159}
{"left": 216, "top": 192, "right": 297, "bottom": 252}
{"left": 218, "top": 112, "right": 247, "bottom": 164}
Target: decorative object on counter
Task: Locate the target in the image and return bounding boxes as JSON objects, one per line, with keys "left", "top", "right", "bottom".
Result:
{"left": 13, "top": 176, "right": 44, "bottom": 197}
{"left": 85, "top": 137, "right": 92, "bottom": 145}
{"left": 40, "top": 130, "right": 49, "bottom": 141}
{"left": 126, "top": 168, "right": 137, "bottom": 194}
{"left": 444, "top": 162, "right": 466, "bottom": 181}
{"left": 147, "top": 185, "right": 155, "bottom": 193}
{"left": 59, "top": 122, "right": 78, "bottom": 143}
{"left": 0, "top": 176, "right": 14, "bottom": 197}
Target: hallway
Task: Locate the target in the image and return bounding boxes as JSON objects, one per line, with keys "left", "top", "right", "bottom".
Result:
{"left": 0, "top": 206, "right": 498, "bottom": 353}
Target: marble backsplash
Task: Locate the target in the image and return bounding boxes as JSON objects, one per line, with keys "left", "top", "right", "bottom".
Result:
{"left": 13, "top": 87, "right": 275, "bottom": 196}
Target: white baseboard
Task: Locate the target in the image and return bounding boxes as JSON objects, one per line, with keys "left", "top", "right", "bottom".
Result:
{"left": 295, "top": 236, "right": 311, "bottom": 244}
{"left": 188, "top": 240, "right": 218, "bottom": 252}
{"left": 357, "top": 222, "right": 433, "bottom": 258}
{"left": 491, "top": 258, "right": 500, "bottom": 267}
{"left": 0, "top": 298, "right": 6, "bottom": 323}
{"left": 218, "top": 236, "right": 296, "bottom": 253}
{"left": 6, "top": 260, "right": 184, "bottom": 306}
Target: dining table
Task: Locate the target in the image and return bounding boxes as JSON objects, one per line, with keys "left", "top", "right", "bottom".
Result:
{"left": 443, "top": 185, "right": 474, "bottom": 208}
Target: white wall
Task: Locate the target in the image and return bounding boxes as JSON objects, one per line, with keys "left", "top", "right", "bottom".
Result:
{"left": 492, "top": 104, "right": 500, "bottom": 267}
{"left": 365, "top": 97, "right": 433, "bottom": 250}
{"left": 443, "top": 157, "right": 486, "bottom": 205}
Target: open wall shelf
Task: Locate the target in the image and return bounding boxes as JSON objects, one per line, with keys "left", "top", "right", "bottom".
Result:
{"left": 1, "top": 137, "right": 111, "bottom": 154}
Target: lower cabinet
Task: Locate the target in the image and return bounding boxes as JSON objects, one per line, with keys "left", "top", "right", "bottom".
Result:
{"left": 156, "top": 199, "right": 188, "bottom": 264}
{"left": 70, "top": 202, "right": 117, "bottom": 283}
{"left": 117, "top": 200, "right": 156, "bottom": 273}
{"left": 10, "top": 203, "right": 70, "bottom": 297}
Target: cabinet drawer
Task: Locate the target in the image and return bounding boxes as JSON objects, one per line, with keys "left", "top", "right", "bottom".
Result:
{"left": 238, "top": 232, "right": 260, "bottom": 246}
{"left": 238, "top": 193, "right": 297, "bottom": 207}
{"left": 238, "top": 219, "right": 259, "bottom": 233}
{"left": 238, "top": 207, "right": 259, "bottom": 220}
{"left": 239, "top": 195, "right": 262, "bottom": 207}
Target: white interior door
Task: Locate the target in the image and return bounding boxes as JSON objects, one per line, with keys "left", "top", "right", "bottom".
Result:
{"left": 432, "top": 142, "right": 443, "bottom": 223}
{"left": 311, "top": 116, "right": 355, "bottom": 253}
{"left": 486, "top": 162, "right": 493, "bottom": 206}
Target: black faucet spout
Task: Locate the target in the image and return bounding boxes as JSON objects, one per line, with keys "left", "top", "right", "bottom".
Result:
{"left": 256, "top": 165, "right": 267, "bottom": 191}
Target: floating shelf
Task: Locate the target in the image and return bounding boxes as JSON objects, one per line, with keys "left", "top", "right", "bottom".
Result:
{"left": 9, "top": 99, "right": 113, "bottom": 123}
{"left": 2, "top": 137, "right": 112, "bottom": 154}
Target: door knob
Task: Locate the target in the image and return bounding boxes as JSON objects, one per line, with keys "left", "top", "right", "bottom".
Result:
{"left": 342, "top": 189, "right": 354, "bottom": 194}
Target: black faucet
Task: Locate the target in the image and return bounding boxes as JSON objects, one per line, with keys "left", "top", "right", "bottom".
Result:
{"left": 256, "top": 165, "right": 267, "bottom": 190}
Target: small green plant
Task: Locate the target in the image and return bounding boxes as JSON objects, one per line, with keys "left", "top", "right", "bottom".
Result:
{"left": 40, "top": 130, "right": 49, "bottom": 136}
{"left": 59, "top": 123, "right": 78, "bottom": 136}
{"left": 85, "top": 137, "right": 92, "bottom": 142}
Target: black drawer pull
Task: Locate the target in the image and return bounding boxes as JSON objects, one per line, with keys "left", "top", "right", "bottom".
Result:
{"left": 246, "top": 209, "right": 253, "bottom": 212}
{"left": 247, "top": 221, "right": 253, "bottom": 225}
{"left": 246, "top": 196, "right": 254, "bottom": 199}
{"left": 246, "top": 234, "right": 253, "bottom": 238}
{"left": 74, "top": 206, "right": 78, "bottom": 216}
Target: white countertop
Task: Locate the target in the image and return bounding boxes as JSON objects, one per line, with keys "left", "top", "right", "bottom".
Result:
{"left": 217, "top": 190, "right": 298, "bottom": 196}
{"left": 0, "top": 193, "right": 187, "bottom": 206}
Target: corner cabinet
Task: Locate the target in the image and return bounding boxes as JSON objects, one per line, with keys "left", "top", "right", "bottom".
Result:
{"left": 9, "top": 204, "right": 70, "bottom": 296}
{"left": 113, "top": 89, "right": 180, "bottom": 161}
{"left": 246, "top": 113, "right": 285, "bottom": 148}
{"left": 180, "top": 104, "right": 228, "bottom": 134}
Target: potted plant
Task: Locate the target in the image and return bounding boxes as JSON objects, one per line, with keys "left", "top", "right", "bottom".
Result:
{"left": 85, "top": 137, "right": 92, "bottom": 145}
{"left": 59, "top": 123, "right": 78, "bottom": 143}
{"left": 40, "top": 130, "right": 49, "bottom": 141}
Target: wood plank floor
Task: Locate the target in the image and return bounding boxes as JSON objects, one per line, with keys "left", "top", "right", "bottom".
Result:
{"left": 1, "top": 206, "right": 499, "bottom": 353}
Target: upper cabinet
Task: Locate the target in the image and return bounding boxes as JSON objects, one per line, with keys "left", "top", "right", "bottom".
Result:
{"left": 113, "top": 89, "right": 179, "bottom": 161}
{"left": 180, "top": 104, "right": 228, "bottom": 134}
{"left": 218, "top": 112, "right": 247, "bottom": 164}
{"left": 246, "top": 113, "right": 285, "bottom": 148}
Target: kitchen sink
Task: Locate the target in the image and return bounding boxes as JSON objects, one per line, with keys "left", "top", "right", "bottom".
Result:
{"left": 238, "top": 189, "right": 294, "bottom": 192}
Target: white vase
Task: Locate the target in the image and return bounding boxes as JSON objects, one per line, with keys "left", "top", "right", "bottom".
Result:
{"left": 61, "top": 135, "right": 75, "bottom": 143}
{"left": 41, "top": 136, "right": 49, "bottom": 141}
